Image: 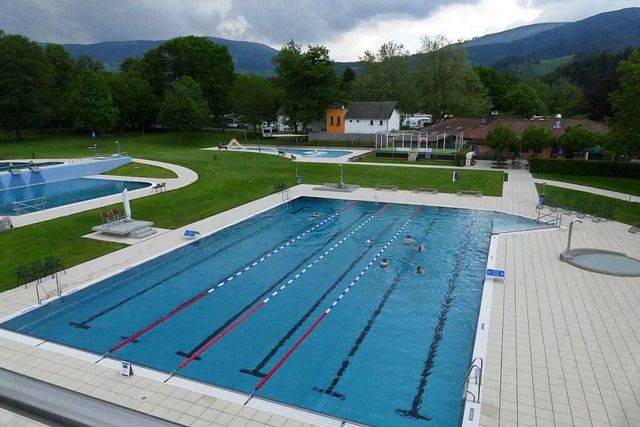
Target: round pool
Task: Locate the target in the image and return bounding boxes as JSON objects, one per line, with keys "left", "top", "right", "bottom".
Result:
{"left": 560, "top": 249, "right": 640, "bottom": 277}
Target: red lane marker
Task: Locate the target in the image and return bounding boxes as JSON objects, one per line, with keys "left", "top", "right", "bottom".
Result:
{"left": 338, "top": 200, "right": 359, "bottom": 213}
{"left": 178, "top": 301, "right": 267, "bottom": 370}
{"left": 255, "top": 312, "right": 328, "bottom": 391}
{"left": 410, "top": 205, "right": 425, "bottom": 220}
{"left": 110, "top": 291, "right": 209, "bottom": 352}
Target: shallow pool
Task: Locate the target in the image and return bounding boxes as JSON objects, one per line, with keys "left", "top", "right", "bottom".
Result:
{"left": 233, "top": 146, "right": 354, "bottom": 158}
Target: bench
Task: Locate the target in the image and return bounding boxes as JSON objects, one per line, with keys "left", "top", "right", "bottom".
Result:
{"left": 413, "top": 187, "right": 438, "bottom": 194}
{"left": 457, "top": 190, "right": 483, "bottom": 197}
{"left": 152, "top": 182, "right": 166, "bottom": 192}
{"left": 375, "top": 184, "right": 398, "bottom": 191}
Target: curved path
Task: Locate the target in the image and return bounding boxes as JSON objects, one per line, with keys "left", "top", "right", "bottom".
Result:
{"left": 10, "top": 158, "right": 198, "bottom": 228}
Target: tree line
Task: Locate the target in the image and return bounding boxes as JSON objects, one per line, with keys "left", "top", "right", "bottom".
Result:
{"left": 0, "top": 30, "right": 638, "bottom": 158}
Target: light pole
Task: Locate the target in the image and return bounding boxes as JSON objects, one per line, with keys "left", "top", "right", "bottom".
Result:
{"left": 339, "top": 164, "right": 344, "bottom": 188}
{"left": 115, "top": 140, "right": 120, "bottom": 155}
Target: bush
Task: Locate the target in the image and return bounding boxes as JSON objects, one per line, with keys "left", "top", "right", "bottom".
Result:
{"left": 529, "top": 158, "right": 640, "bottom": 178}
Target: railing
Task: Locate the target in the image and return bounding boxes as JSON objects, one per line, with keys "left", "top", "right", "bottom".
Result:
{"left": 536, "top": 204, "right": 562, "bottom": 227}
{"left": 13, "top": 197, "right": 47, "bottom": 215}
{"left": 464, "top": 357, "right": 484, "bottom": 403}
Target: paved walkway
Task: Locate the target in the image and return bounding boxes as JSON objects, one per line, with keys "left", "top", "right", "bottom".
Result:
{"left": 1, "top": 157, "right": 640, "bottom": 427}
{"left": 532, "top": 178, "right": 639, "bottom": 203}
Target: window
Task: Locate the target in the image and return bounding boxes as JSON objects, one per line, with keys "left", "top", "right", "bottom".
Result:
{"left": 337, "top": 116, "right": 341, "bottom": 126}
{"left": 380, "top": 120, "right": 383, "bottom": 125}
{"left": 330, "top": 116, "right": 334, "bottom": 126}
{"left": 370, "top": 120, "right": 373, "bottom": 126}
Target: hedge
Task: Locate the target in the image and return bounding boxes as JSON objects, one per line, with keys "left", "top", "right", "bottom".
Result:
{"left": 529, "top": 158, "right": 640, "bottom": 178}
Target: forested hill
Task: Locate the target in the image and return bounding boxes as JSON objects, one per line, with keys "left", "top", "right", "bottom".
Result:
{"left": 463, "top": 22, "right": 567, "bottom": 47}
{"left": 467, "top": 7, "right": 640, "bottom": 66}
{"left": 61, "top": 37, "right": 278, "bottom": 74}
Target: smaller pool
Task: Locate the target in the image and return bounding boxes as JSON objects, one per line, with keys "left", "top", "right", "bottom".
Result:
{"left": 0, "top": 178, "right": 151, "bottom": 215}
{"left": 561, "top": 249, "right": 640, "bottom": 277}
{"left": 232, "top": 146, "right": 354, "bottom": 158}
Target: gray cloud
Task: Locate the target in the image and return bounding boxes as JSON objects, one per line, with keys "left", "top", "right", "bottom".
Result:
{"left": 0, "top": 0, "right": 637, "bottom": 52}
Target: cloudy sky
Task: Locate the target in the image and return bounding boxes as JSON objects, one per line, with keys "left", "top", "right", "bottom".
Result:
{"left": 1, "top": 0, "right": 637, "bottom": 61}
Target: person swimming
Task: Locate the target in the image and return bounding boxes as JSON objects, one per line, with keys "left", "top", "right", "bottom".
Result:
{"left": 416, "top": 266, "right": 425, "bottom": 274}
{"left": 417, "top": 244, "right": 425, "bottom": 252}
{"left": 403, "top": 235, "right": 415, "bottom": 244}
{"left": 309, "top": 212, "right": 319, "bottom": 219}
{"left": 380, "top": 258, "right": 389, "bottom": 268}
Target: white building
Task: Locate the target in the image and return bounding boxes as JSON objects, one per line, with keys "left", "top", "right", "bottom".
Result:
{"left": 344, "top": 102, "right": 400, "bottom": 134}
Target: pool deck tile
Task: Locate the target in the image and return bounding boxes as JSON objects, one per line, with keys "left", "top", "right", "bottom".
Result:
{"left": 1, "top": 158, "right": 640, "bottom": 426}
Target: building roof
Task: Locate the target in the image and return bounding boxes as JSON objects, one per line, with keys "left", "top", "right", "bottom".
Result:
{"left": 426, "top": 116, "right": 608, "bottom": 140}
{"left": 344, "top": 102, "right": 397, "bottom": 120}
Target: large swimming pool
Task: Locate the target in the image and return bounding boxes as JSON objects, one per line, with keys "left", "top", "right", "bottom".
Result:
{"left": 0, "top": 178, "right": 151, "bottom": 215}
{"left": 0, "top": 198, "right": 550, "bottom": 426}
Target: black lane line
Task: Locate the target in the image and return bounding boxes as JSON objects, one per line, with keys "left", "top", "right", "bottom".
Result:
{"left": 314, "top": 217, "right": 436, "bottom": 399}
{"left": 239, "top": 217, "right": 400, "bottom": 377}
{"left": 69, "top": 227, "right": 299, "bottom": 330}
{"left": 396, "top": 221, "right": 475, "bottom": 421}
{"left": 69, "top": 206, "right": 345, "bottom": 330}
{"left": 175, "top": 212, "right": 370, "bottom": 359}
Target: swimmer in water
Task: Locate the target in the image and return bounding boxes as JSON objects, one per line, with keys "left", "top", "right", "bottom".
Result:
{"left": 380, "top": 258, "right": 389, "bottom": 268}
{"left": 403, "top": 235, "right": 415, "bottom": 244}
{"left": 309, "top": 212, "right": 319, "bottom": 219}
{"left": 416, "top": 266, "right": 425, "bottom": 274}
{"left": 417, "top": 244, "right": 425, "bottom": 252}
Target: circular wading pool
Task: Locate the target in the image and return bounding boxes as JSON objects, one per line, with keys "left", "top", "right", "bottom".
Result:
{"left": 560, "top": 249, "right": 640, "bottom": 277}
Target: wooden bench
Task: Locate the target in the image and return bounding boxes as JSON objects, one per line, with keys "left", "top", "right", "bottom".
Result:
{"left": 457, "top": 190, "right": 483, "bottom": 197}
{"left": 375, "top": 184, "right": 398, "bottom": 191}
{"left": 413, "top": 187, "right": 438, "bottom": 194}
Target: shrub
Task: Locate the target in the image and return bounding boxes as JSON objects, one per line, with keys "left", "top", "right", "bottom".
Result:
{"left": 529, "top": 158, "right": 640, "bottom": 178}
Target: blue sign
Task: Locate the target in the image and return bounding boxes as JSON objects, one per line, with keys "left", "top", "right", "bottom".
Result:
{"left": 486, "top": 269, "right": 505, "bottom": 278}
{"left": 91, "top": 131, "right": 96, "bottom": 139}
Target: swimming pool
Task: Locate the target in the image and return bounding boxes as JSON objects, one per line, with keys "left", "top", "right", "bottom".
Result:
{"left": 233, "top": 146, "right": 354, "bottom": 158}
{"left": 0, "top": 178, "right": 151, "bottom": 215}
{"left": 0, "top": 198, "right": 548, "bottom": 426}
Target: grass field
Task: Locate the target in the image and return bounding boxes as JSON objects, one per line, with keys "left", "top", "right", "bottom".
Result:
{"left": 0, "top": 131, "right": 503, "bottom": 292}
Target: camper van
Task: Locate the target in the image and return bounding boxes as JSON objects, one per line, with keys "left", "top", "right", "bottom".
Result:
{"left": 403, "top": 114, "right": 432, "bottom": 129}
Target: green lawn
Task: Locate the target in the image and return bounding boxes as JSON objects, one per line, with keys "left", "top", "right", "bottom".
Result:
{"left": 105, "top": 162, "right": 178, "bottom": 179}
{"left": 0, "top": 131, "right": 503, "bottom": 292}
{"left": 533, "top": 173, "right": 640, "bottom": 197}
{"left": 535, "top": 184, "right": 640, "bottom": 226}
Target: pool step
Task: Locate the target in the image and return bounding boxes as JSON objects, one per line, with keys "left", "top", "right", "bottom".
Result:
{"left": 129, "top": 227, "right": 156, "bottom": 239}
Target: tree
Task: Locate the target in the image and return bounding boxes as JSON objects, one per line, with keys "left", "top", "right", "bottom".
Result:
{"left": 475, "top": 67, "right": 521, "bottom": 113}
{"left": 340, "top": 67, "right": 356, "bottom": 94}
{"left": 231, "top": 74, "right": 282, "bottom": 132}
{"left": 350, "top": 42, "right": 416, "bottom": 111}
{"left": 158, "top": 76, "right": 210, "bottom": 132}
{"left": 609, "top": 49, "right": 640, "bottom": 157}
{"left": 485, "top": 124, "right": 518, "bottom": 160}
{"left": 43, "top": 43, "right": 75, "bottom": 128}
{"left": 541, "top": 78, "right": 586, "bottom": 118}
{"left": 65, "top": 70, "right": 119, "bottom": 134}
{"left": 0, "top": 33, "right": 53, "bottom": 140}
{"left": 521, "top": 125, "right": 556, "bottom": 155}
{"left": 142, "top": 36, "right": 234, "bottom": 119}
{"left": 502, "top": 82, "right": 545, "bottom": 118}
{"left": 558, "top": 124, "right": 599, "bottom": 157}
{"left": 107, "top": 74, "right": 159, "bottom": 133}
{"left": 415, "top": 41, "right": 491, "bottom": 122}
{"left": 272, "top": 41, "right": 340, "bottom": 132}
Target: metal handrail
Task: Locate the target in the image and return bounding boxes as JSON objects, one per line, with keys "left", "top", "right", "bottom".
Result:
{"left": 464, "top": 357, "right": 484, "bottom": 403}
{"left": 12, "top": 197, "right": 47, "bottom": 215}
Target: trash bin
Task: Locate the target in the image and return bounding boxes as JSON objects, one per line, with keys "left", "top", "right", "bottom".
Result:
{"left": 459, "top": 159, "right": 465, "bottom": 167}
{"left": 503, "top": 172, "right": 509, "bottom": 182}
{"left": 296, "top": 176, "right": 302, "bottom": 185}
{"left": 539, "top": 193, "right": 546, "bottom": 204}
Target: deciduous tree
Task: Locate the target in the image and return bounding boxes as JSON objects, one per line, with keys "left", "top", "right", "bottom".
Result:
{"left": 231, "top": 74, "right": 282, "bottom": 132}
{"left": 486, "top": 124, "right": 518, "bottom": 160}
{"left": 609, "top": 49, "right": 640, "bottom": 157}
{"left": 158, "top": 76, "right": 210, "bottom": 132}
{"left": 521, "top": 125, "right": 556, "bottom": 155}
{"left": 65, "top": 70, "right": 119, "bottom": 134}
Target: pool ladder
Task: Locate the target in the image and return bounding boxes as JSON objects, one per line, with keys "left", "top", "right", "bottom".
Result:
{"left": 463, "top": 357, "right": 483, "bottom": 403}
{"left": 535, "top": 205, "right": 562, "bottom": 227}
{"left": 13, "top": 197, "right": 47, "bottom": 215}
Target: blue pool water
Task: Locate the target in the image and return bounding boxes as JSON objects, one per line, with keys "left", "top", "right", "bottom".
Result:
{"left": 1, "top": 198, "right": 549, "bottom": 426}
{"left": 234, "top": 146, "right": 354, "bottom": 158}
{"left": 0, "top": 178, "right": 151, "bottom": 215}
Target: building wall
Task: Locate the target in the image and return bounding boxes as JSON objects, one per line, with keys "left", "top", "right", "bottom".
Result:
{"left": 1, "top": 157, "right": 132, "bottom": 190}
{"left": 326, "top": 108, "right": 347, "bottom": 134}
{"left": 344, "top": 110, "right": 400, "bottom": 134}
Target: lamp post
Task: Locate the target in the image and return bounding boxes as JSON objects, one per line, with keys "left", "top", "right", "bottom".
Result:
{"left": 339, "top": 164, "right": 344, "bottom": 188}
{"left": 115, "top": 140, "right": 120, "bottom": 155}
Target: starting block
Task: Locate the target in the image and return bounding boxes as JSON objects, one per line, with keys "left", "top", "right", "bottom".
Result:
{"left": 183, "top": 230, "right": 200, "bottom": 239}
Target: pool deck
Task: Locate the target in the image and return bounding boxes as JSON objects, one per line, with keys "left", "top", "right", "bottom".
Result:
{"left": 2, "top": 159, "right": 640, "bottom": 426}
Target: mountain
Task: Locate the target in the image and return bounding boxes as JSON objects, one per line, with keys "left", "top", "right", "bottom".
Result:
{"left": 467, "top": 8, "right": 640, "bottom": 66}
{"left": 463, "top": 22, "right": 567, "bottom": 47}
{"left": 61, "top": 37, "right": 278, "bottom": 75}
